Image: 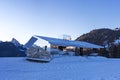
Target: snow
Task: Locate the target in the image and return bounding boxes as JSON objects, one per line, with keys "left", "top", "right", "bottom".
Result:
{"left": 114, "top": 39, "right": 120, "bottom": 45}
{"left": 0, "top": 56, "right": 120, "bottom": 80}
{"left": 11, "top": 38, "right": 21, "bottom": 47}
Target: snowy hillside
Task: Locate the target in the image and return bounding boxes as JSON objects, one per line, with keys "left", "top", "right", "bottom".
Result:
{"left": 114, "top": 38, "right": 120, "bottom": 45}
{"left": 11, "top": 38, "right": 21, "bottom": 47}
{"left": 0, "top": 56, "right": 120, "bottom": 80}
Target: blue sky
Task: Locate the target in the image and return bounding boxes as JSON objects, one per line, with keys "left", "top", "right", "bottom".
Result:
{"left": 0, "top": 0, "right": 120, "bottom": 44}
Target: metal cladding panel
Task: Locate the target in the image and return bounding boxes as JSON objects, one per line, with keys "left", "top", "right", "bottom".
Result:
{"left": 24, "top": 36, "right": 38, "bottom": 48}
{"left": 36, "top": 36, "right": 104, "bottom": 48}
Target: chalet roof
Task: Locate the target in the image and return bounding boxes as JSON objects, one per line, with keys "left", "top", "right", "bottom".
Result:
{"left": 35, "top": 36, "right": 103, "bottom": 49}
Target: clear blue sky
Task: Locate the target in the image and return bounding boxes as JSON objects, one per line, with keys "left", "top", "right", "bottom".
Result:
{"left": 0, "top": 0, "right": 120, "bottom": 44}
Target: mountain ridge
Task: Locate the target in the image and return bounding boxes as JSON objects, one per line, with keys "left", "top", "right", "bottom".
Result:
{"left": 0, "top": 38, "right": 26, "bottom": 57}
{"left": 76, "top": 28, "right": 120, "bottom": 46}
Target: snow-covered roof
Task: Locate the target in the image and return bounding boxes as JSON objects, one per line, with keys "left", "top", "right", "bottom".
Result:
{"left": 35, "top": 36, "right": 103, "bottom": 48}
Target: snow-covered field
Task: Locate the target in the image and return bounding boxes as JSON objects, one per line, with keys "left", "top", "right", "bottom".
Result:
{"left": 0, "top": 56, "right": 120, "bottom": 80}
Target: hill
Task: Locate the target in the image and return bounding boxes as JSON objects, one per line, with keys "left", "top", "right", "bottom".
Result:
{"left": 76, "top": 28, "right": 120, "bottom": 46}
{"left": 0, "top": 38, "right": 26, "bottom": 57}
